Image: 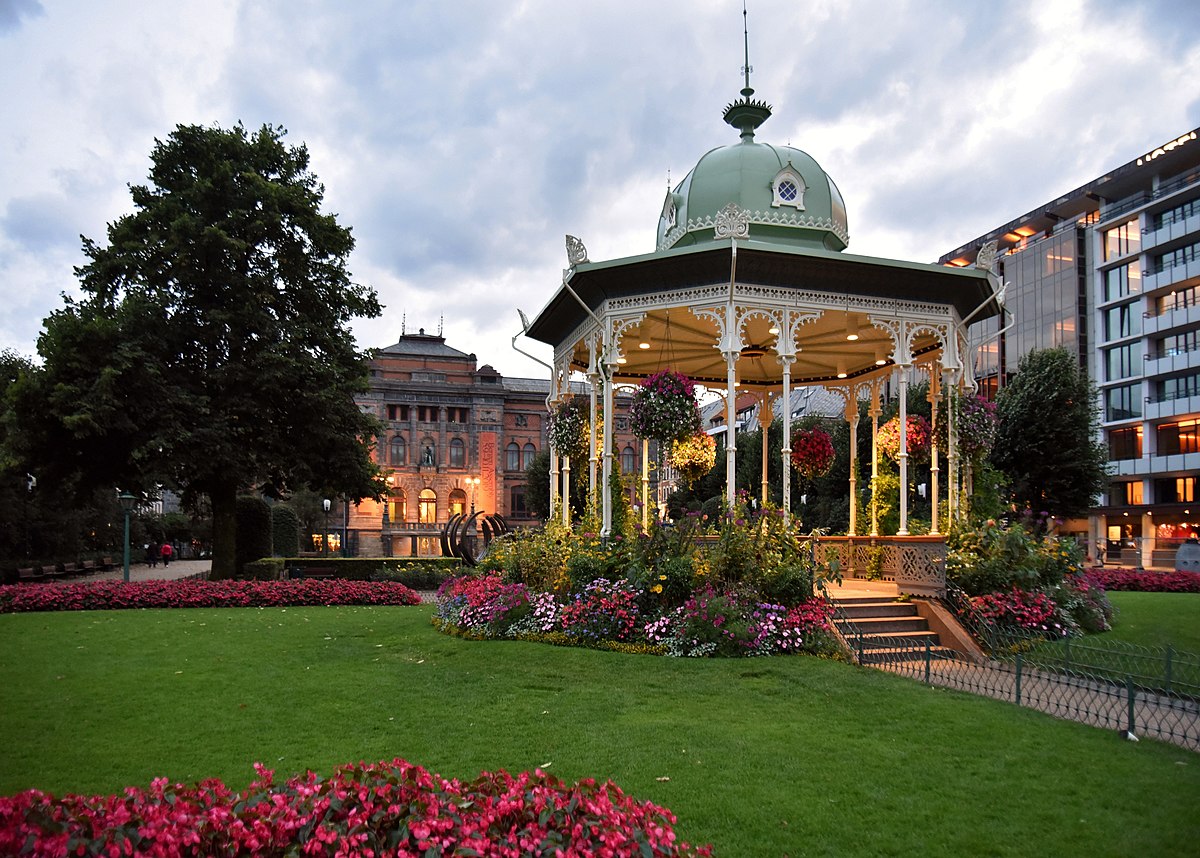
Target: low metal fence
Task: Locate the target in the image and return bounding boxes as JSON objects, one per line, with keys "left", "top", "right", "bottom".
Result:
{"left": 835, "top": 606, "right": 1200, "bottom": 752}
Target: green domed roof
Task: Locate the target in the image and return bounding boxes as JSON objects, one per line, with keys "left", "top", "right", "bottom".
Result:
{"left": 656, "top": 92, "right": 849, "bottom": 253}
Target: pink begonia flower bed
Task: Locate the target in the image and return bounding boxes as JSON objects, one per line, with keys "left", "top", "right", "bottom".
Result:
{"left": 0, "top": 578, "right": 422, "bottom": 613}
{"left": 0, "top": 758, "right": 712, "bottom": 857}
{"left": 1085, "top": 567, "right": 1200, "bottom": 593}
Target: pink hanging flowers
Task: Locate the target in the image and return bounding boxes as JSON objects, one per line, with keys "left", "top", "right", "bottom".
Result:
{"left": 629, "top": 369, "right": 701, "bottom": 443}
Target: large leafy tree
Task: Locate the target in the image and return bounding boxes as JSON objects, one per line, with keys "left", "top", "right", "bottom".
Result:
{"left": 990, "top": 347, "right": 1108, "bottom": 521}
{"left": 10, "top": 123, "right": 384, "bottom": 578}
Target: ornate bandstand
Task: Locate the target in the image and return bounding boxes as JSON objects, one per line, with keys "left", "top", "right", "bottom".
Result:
{"left": 523, "top": 75, "right": 1002, "bottom": 594}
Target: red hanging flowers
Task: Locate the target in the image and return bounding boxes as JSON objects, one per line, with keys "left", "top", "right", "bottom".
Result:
{"left": 790, "top": 427, "right": 836, "bottom": 479}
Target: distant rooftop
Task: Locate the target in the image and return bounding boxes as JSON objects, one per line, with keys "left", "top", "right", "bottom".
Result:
{"left": 377, "top": 329, "right": 473, "bottom": 360}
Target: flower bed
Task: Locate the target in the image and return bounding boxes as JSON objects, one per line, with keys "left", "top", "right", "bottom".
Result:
{"left": 0, "top": 758, "right": 711, "bottom": 857}
{"left": 0, "top": 578, "right": 422, "bottom": 614}
{"left": 1085, "top": 567, "right": 1200, "bottom": 593}
{"left": 436, "top": 572, "right": 838, "bottom": 659}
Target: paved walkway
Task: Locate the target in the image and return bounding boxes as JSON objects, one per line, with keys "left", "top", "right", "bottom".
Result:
{"left": 54, "top": 558, "right": 211, "bottom": 584}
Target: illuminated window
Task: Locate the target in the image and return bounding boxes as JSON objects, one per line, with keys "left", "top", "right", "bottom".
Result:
{"left": 1103, "top": 220, "right": 1140, "bottom": 260}
{"left": 1155, "top": 477, "right": 1197, "bottom": 503}
{"left": 387, "top": 489, "right": 407, "bottom": 524}
{"left": 449, "top": 489, "right": 467, "bottom": 516}
{"left": 1156, "top": 419, "right": 1200, "bottom": 455}
{"left": 1111, "top": 481, "right": 1144, "bottom": 505}
{"left": 1108, "top": 426, "right": 1142, "bottom": 460}
{"left": 418, "top": 489, "right": 437, "bottom": 524}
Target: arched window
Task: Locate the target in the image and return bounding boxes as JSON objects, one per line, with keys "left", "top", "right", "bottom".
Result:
{"left": 522, "top": 443, "right": 536, "bottom": 470}
{"left": 390, "top": 436, "right": 406, "bottom": 466}
{"left": 449, "top": 438, "right": 466, "bottom": 468}
{"left": 387, "top": 488, "right": 407, "bottom": 523}
{"left": 449, "top": 488, "right": 467, "bottom": 516}
{"left": 506, "top": 442, "right": 521, "bottom": 471}
{"left": 418, "top": 488, "right": 437, "bottom": 524}
{"left": 621, "top": 445, "right": 636, "bottom": 473}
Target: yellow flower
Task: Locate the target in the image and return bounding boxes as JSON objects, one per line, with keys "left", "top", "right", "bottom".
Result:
{"left": 658, "top": 574, "right": 667, "bottom": 581}
{"left": 650, "top": 584, "right": 663, "bottom": 594}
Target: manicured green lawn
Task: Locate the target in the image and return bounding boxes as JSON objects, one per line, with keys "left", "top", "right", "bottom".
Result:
{"left": 1, "top": 605, "right": 1196, "bottom": 856}
{"left": 1103, "top": 591, "right": 1200, "bottom": 652}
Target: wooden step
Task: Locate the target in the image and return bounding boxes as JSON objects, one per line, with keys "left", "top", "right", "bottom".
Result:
{"left": 835, "top": 615, "right": 929, "bottom": 634}
{"left": 837, "top": 602, "right": 919, "bottom": 619}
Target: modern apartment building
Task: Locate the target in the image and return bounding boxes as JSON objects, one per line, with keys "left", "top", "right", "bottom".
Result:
{"left": 941, "top": 129, "right": 1200, "bottom": 567}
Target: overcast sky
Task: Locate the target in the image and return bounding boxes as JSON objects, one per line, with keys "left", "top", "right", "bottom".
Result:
{"left": 3, "top": 0, "right": 1199, "bottom": 378}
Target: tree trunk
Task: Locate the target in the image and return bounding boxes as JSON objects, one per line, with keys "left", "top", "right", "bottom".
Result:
{"left": 209, "top": 479, "right": 238, "bottom": 580}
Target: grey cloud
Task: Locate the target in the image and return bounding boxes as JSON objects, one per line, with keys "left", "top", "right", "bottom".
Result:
{"left": 0, "top": 0, "right": 43, "bottom": 34}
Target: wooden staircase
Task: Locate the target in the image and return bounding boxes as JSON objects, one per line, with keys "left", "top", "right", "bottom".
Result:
{"left": 832, "top": 596, "right": 958, "bottom": 665}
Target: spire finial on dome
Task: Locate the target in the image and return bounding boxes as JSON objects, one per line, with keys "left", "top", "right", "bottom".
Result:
{"left": 724, "top": 1, "right": 771, "bottom": 141}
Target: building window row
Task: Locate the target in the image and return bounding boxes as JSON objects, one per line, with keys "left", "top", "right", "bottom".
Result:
{"left": 506, "top": 442, "right": 537, "bottom": 471}
{"left": 1153, "top": 283, "right": 1200, "bottom": 315}
{"left": 1103, "top": 220, "right": 1140, "bottom": 260}
{"left": 1151, "top": 196, "right": 1200, "bottom": 231}
{"left": 1108, "top": 425, "right": 1142, "bottom": 460}
{"left": 390, "top": 436, "right": 470, "bottom": 467}
{"left": 1157, "top": 419, "right": 1200, "bottom": 455}
{"left": 1156, "top": 371, "right": 1200, "bottom": 403}
{"left": 1103, "top": 302, "right": 1141, "bottom": 341}
{"left": 1105, "top": 384, "right": 1142, "bottom": 422}
{"left": 1103, "top": 260, "right": 1141, "bottom": 302}
{"left": 386, "top": 404, "right": 409, "bottom": 422}
{"left": 1152, "top": 328, "right": 1200, "bottom": 358}
{"left": 1104, "top": 342, "right": 1143, "bottom": 381}
{"left": 1153, "top": 241, "right": 1200, "bottom": 274}
{"left": 1109, "top": 477, "right": 1197, "bottom": 505}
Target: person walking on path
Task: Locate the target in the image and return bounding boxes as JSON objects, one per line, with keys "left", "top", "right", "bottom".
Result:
{"left": 146, "top": 542, "right": 160, "bottom": 568}
{"left": 160, "top": 541, "right": 173, "bottom": 567}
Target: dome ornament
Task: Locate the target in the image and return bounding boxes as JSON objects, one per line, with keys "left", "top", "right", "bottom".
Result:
{"left": 713, "top": 202, "right": 750, "bottom": 240}
{"left": 565, "top": 234, "right": 589, "bottom": 267}
{"left": 723, "top": 1, "right": 772, "bottom": 141}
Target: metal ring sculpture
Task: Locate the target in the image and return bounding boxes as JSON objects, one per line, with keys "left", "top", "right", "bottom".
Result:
{"left": 441, "top": 511, "right": 510, "bottom": 566}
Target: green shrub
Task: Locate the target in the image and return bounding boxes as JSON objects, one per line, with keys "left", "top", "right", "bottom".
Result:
{"left": 235, "top": 496, "right": 272, "bottom": 575}
{"left": 271, "top": 506, "right": 300, "bottom": 557}
{"left": 946, "top": 520, "right": 1083, "bottom": 596}
{"left": 282, "top": 557, "right": 459, "bottom": 587}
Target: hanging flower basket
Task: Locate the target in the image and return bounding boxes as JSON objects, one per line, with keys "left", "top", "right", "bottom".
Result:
{"left": 669, "top": 431, "right": 716, "bottom": 488}
{"left": 547, "top": 397, "right": 589, "bottom": 461}
{"left": 877, "top": 415, "right": 932, "bottom": 464}
{"left": 935, "top": 392, "right": 998, "bottom": 462}
{"left": 790, "top": 427, "right": 836, "bottom": 479}
{"left": 629, "top": 370, "right": 701, "bottom": 443}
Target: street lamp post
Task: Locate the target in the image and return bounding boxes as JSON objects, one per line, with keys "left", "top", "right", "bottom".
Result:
{"left": 322, "top": 498, "right": 331, "bottom": 557}
{"left": 118, "top": 492, "right": 137, "bottom": 583}
{"left": 468, "top": 477, "right": 480, "bottom": 514}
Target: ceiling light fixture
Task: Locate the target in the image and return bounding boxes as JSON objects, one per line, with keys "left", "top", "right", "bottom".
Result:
{"left": 638, "top": 341, "right": 651, "bottom": 349}
{"left": 845, "top": 315, "right": 859, "bottom": 341}
{"left": 836, "top": 361, "right": 847, "bottom": 379}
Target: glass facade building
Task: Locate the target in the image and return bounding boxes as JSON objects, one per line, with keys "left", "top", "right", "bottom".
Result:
{"left": 942, "top": 129, "right": 1200, "bottom": 567}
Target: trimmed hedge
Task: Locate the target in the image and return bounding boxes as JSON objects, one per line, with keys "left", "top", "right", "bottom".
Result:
{"left": 239, "top": 558, "right": 286, "bottom": 580}
{"left": 286, "top": 556, "right": 460, "bottom": 589}
{"left": 270, "top": 505, "right": 300, "bottom": 556}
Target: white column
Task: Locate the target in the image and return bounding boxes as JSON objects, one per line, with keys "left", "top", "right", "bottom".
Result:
{"left": 946, "top": 370, "right": 959, "bottom": 522}
{"left": 897, "top": 366, "right": 910, "bottom": 536}
{"left": 561, "top": 455, "right": 571, "bottom": 526}
{"left": 724, "top": 351, "right": 738, "bottom": 509}
{"left": 550, "top": 451, "right": 560, "bottom": 516}
{"left": 846, "top": 396, "right": 859, "bottom": 535}
{"left": 601, "top": 357, "right": 615, "bottom": 537}
{"left": 780, "top": 357, "right": 794, "bottom": 524}
{"left": 759, "top": 394, "right": 772, "bottom": 507}
{"left": 928, "top": 369, "right": 941, "bottom": 536}
{"left": 869, "top": 381, "right": 881, "bottom": 537}
{"left": 588, "top": 365, "right": 599, "bottom": 511}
